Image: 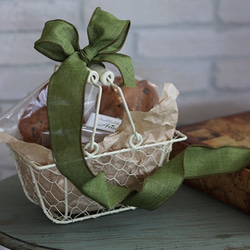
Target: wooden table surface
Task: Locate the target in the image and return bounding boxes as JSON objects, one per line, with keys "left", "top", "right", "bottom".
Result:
{"left": 0, "top": 175, "right": 250, "bottom": 250}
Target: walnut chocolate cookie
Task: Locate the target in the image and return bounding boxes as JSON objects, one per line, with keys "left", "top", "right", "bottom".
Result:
{"left": 18, "top": 106, "right": 48, "bottom": 143}
{"left": 99, "top": 76, "right": 159, "bottom": 118}
{"left": 18, "top": 84, "right": 49, "bottom": 143}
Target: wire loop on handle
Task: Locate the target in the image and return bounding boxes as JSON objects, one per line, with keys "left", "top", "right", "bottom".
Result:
{"left": 87, "top": 67, "right": 99, "bottom": 84}
{"left": 90, "top": 64, "right": 115, "bottom": 86}
{"left": 84, "top": 141, "right": 100, "bottom": 156}
{"left": 129, "top": 132, "right": 143, "bottom": 148}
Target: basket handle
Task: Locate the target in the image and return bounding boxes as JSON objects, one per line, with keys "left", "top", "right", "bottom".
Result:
{"left": 86, "top": 64, "right": 142, "bottom": 156}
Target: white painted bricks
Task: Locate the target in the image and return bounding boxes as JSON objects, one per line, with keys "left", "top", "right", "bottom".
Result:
{"left": 1, "top": 0, "right": 250, "bottom": 180}
{"left": 215, "top": 60, "right": 250, "bottom": 90}
{"left": 0, "top": 1, "right": 81, "bottom": 32}
{"left": 137, "top": 28, "right": 250, "bottom": 58}
{"left": 218, "top": 0, "right": 250, "bottom": 23}
{"left": 83, "top": 0, "right": 214, "bottom": 25}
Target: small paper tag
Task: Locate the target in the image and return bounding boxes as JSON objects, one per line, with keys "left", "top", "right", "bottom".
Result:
{"left": 86, "top": 113, "right": 122, "bottom": 133}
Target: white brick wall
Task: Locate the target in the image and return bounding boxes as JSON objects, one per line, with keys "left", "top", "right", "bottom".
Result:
{"left": 83, "top": 0, "right": 214, "bottom": 25}
{"left": 0, "top": 0, "right": 250, "bottom": 181}
{"left": 215, "top": 59, "right": 250, "bottom": 90}
{"left": 0, "top": 1, "right": 82, "bottom": 31}
{"left": 218, "top": 0, "right": 250, "bottom": 23}
{"left": 137, "top": 28, "right": 250, "bottom": 58}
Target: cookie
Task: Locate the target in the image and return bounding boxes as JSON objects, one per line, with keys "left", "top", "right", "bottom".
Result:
{"left": 99, "top": 76, "right": 159, "bottom": 118}
{"left": 18, "top": 84, "right": 49, "bottom": 143}
{"left": 18, "top": 106, "right": 49, "bottom": 143}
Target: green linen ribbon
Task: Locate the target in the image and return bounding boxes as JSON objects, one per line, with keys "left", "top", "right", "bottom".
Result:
{"left": 34, "top": 7, "right": 250, "bottom": 211}
{"left": 34, "top": 8, "right": 136, "bottom": 209}
{"left": 123, "top": 145, "right": 250, "bottom": 210}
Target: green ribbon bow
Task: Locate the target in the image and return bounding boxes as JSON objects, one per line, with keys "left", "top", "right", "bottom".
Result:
{"left": 34, "top": 7, "right": 250, "bottom": 210}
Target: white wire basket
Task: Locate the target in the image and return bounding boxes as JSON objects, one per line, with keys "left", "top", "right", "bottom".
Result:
{"left": 9, "top": 65, "right": 187, "bottom": 224}
{"left": 10, "top": 130, "right": 185, "bottom": 224}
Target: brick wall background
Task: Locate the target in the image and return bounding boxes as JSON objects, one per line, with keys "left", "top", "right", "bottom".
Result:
{"left": 0, "top": 0, "right": 250, "bottom": 186}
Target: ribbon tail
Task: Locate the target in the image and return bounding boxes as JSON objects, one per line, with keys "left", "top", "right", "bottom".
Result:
{"left": 123, "top": 152, "right": 185, "bottom": 210}
{"left": 82, "top": 172, "right": 132, "bottom": 209}
{"left": 122, "top": 145, "right": 250, "bottom": 210}
{"left": 184, "top": 145, "right": 250, "bottom": 179}
{"left": 47, "top": 52, "right": 94, "bottom": 191}
{"left": 93, "top": 53, "right": 136, "bottom": 87}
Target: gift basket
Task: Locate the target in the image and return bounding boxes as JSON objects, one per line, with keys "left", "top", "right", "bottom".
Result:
{"left": 3, "top": 7, "right": 249, "bottom": 225}
{"left": 0, "top": 8, "right": 187, "bottom": 224}
{"left": 1, "top": 68, "right": 186, "bottom": 224}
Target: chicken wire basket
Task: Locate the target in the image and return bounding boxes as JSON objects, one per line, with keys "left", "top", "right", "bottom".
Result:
{"left": 10, "top": 130, "right": 185, "bottom": 224}
{"left": 9, "top": 65, "right": 187, "bottom": 224}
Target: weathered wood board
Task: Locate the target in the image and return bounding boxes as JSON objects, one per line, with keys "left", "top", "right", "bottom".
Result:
{"left": 172, "top": 111, "right": 250, "bottom": 214}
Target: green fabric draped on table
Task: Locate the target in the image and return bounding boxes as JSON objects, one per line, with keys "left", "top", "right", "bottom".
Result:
{"left": 34, "top": 7, "right": 250, "bottom": 210}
